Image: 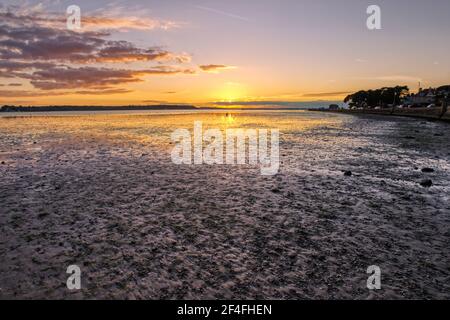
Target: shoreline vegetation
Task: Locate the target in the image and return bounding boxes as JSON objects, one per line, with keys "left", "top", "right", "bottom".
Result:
{"left": 313, "top": 84, "right": 450, "bottom": 122}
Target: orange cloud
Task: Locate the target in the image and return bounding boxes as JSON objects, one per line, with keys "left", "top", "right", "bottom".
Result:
{"left": 0, "top": 5, "right": 181, "bottom": 32}
{"left": 302, "top": 91, "right": 352, "bottom": 98}
{"left": 0, "top": 6, "right": 196, "bottom": 97}
{"left": 199, "top": 64, "right": 236, "bottom": 73}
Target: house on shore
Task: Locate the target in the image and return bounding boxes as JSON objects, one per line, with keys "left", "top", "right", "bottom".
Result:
{"left": 404, "top": 88, "right": 436, "bottom": 107}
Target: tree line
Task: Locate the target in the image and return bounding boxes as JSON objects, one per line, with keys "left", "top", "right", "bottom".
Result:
{"left": 344, "top": 86, "right": 409, "bottom": 109}
{"left": 344, "top": 85, "right": 450, "bottom": 109}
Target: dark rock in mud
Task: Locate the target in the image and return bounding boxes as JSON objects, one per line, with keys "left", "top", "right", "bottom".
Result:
{"left": 344, "top": 171, "right": 352, "bottom": 177}
{"left": 421, "top": 168, "right": 435, "bottom": 173}
{"left": 420, "top": 179, "right": 433, "bottom": 188}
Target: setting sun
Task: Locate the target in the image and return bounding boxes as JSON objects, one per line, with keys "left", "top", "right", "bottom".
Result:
{"left": 215, "top": 83, "right": 247, "bottom": 103}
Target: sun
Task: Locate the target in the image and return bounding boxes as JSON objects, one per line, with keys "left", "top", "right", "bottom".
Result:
{"left": 216, "top": 82, "right": 246, "bottom": 103}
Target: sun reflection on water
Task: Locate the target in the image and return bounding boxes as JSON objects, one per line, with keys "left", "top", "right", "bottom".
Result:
{"left": 0, "top": 110, "right": 345, "bottom": 154}
{"left": 221, "top": 112, "right": 236, "bottom": 125}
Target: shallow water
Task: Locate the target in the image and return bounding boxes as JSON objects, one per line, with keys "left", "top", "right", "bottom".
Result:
{"left": 0, "top": 111, "right": 449, "bottom": 299}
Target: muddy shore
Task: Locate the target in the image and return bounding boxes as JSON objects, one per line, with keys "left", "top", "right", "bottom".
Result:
{"left": 0, "top": 111, "right": 449, "bottom": 299}
{"left": 314, "top": 106, "right": 450, "bottom": 122}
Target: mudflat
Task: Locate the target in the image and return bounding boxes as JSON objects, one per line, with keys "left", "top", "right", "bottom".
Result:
{"left": 0, "top": 111, "right": 449, "bottom": 299}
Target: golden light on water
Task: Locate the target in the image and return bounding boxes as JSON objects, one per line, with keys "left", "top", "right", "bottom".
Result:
{"left": 221, "top": 113, "right": 236, "bottom": 125}
{"left": 0, "top": 111, "right": 344, "bottom": 155}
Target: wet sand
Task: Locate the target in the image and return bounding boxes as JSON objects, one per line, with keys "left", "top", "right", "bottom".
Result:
{"left": 0, "top": 111, "right": 449, "bottom": 299}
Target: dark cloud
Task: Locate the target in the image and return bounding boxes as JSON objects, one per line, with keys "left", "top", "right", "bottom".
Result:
{"left": 142, "top": 100, "right": 169, "bottom": 104}
{"left": 0, "top": 6, "right": 181, "bottom": 31}
{"left": 0, "top": 88, "right": 131, "bottom": 97}
{"left": 0, "top": 6, "right": 194, "bottom": 96}
{"left": 74, "top": 89, "right": 133, "bottom": 95}
{"left": 199, "top": 64, "right": 234, "bottom": 72}
{"left": 27, "top": 67, "right": 142, "bottom": 90}
{"left": 0, "top": 25, "right": 183, "bottom": 64}
{"left": 0, "top": 90, "right": 67, "bottom": 97}
{"left": 0, "top": 60, "right": 57, "bottom": 71}
{"left": 26, "top": 66, "right": 195, "bottom": 90}
{"left": 302, "top": 91, "right": 352, "bottom": 98}
{"left": 213, "top": 100, "right": 343, "bottom": 109}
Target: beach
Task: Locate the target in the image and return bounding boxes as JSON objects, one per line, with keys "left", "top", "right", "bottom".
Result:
{"left": 0, "top": 110, "right": 449, "bottom": 299}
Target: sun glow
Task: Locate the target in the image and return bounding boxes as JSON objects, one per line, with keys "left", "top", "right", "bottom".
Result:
{"left": 216, "top": 82, "right": 247, "bottom": 103}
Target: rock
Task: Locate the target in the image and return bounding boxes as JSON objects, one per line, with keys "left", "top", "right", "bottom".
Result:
{"left": 344, "top": 171, "right": 352, "bottom": 177}
{"left": 420, "top": 179, "right": 433, "bottom": 188}
{"left": 421, "top": 168, "right": 435, "bottom": 173}
{"left": 38, "top": 212, "right": 49, "bottom": 218}
{"left": 1, "top": 161, "right": 5, "bottom": 165}
{"left": 403, "top": 136, "right": 416, "bottom": 140}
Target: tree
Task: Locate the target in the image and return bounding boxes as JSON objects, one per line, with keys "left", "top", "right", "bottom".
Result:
{"left": 344, "top": 86, "right": 409, "bottom": 110}
{"left": 389, "top": 86, "right": 409, "bottom": 113}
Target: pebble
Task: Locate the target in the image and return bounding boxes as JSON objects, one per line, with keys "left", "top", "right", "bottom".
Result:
{"left": 420, "top": 179, "right": 433, "bottom": 188}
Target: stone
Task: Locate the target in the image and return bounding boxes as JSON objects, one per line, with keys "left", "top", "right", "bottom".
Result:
{"left": 420, "top": 179, "right": 433, "bottom": 188}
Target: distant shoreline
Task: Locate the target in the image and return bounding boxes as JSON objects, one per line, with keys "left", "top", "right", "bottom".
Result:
{"left": 313, "top": 107, "right": 450, "bottom": 122}
{"left": 0, "top": 105, "right": 337, "bottom": 113}
{"left": 0, "top": 105, "right": 201, "bottom": 112}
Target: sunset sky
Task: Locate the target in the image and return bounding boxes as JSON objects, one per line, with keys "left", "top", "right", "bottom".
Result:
{"left": 1, "top": 0, "right": 449, "bottom": 106}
